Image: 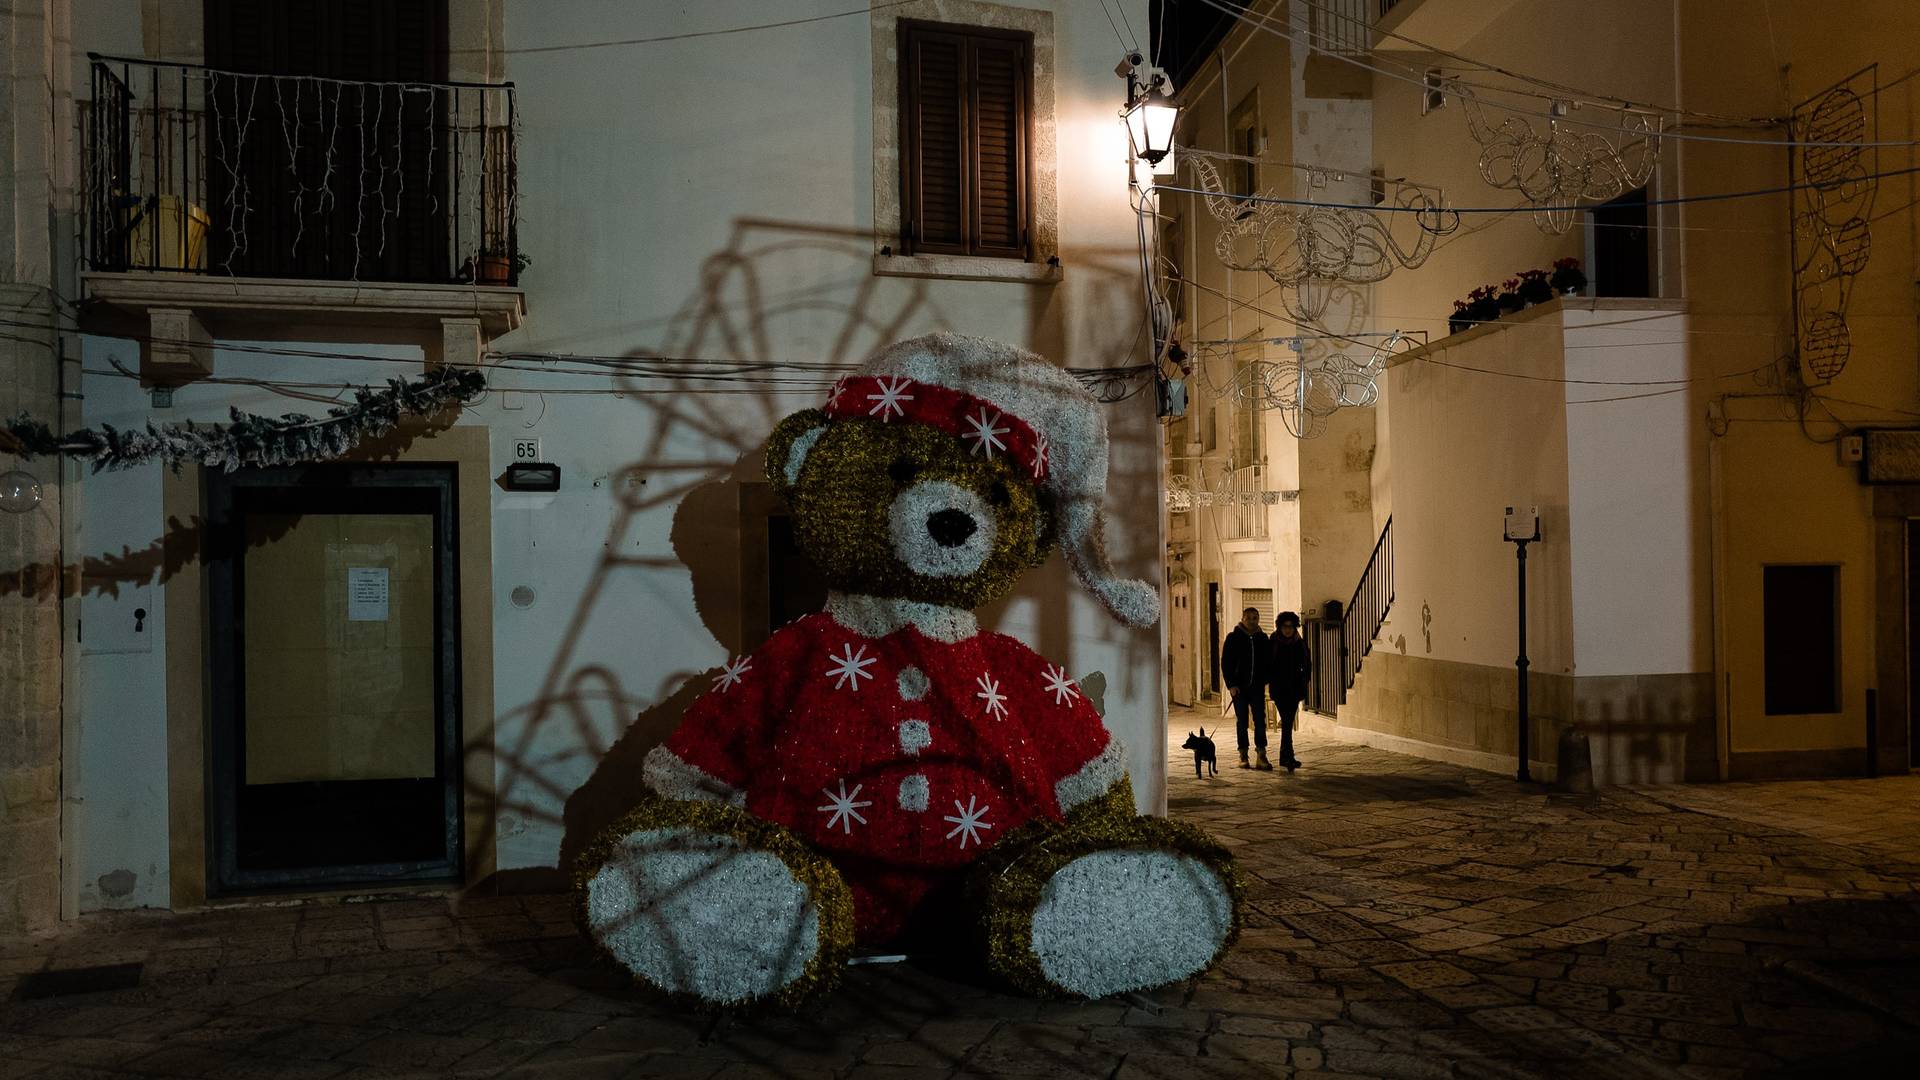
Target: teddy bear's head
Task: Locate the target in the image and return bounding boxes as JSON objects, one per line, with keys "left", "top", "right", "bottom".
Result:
{"left": 763, "top": 333, "right": 1159, "bottom": 627}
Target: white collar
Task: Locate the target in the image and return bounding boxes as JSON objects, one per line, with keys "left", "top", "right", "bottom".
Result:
{"left": 825, "top": 592, "right": 979, "bottom": 643}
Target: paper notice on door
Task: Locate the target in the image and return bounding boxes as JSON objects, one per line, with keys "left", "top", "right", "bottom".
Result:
{"left": 347, "top": 566, "right": 390, "bottom": 621}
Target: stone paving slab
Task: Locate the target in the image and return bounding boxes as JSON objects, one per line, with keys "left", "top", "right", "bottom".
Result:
{"left": 4, "top": 717, "right": 1920, "bottom": 1077}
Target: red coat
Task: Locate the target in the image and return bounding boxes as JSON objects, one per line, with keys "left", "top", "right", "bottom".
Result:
{"left": 651, "top": 608, "right": 1123, "bottom": 945}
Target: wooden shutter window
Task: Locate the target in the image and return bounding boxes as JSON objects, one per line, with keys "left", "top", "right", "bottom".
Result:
{"left": 901, "top": 22, "right": 1031, "bottom": 260}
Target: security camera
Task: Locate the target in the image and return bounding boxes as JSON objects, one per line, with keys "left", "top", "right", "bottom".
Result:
{"left": 1115, "top": 50, "right": 1144, "bottom": 78}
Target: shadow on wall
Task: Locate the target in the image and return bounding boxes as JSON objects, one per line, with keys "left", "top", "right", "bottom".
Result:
{"left": 5, "top": 215, "right": 1156, "bottom": 926}
{"left": 475, "top": 216, "right": 1157, "bottom": 891}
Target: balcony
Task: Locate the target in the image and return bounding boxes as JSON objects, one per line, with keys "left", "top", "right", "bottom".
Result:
{"left": 1370, "top": 0, "right": 1522, "bottom": 54}
{"left": 80, "top": 55, "right": 524, "bottom": 377}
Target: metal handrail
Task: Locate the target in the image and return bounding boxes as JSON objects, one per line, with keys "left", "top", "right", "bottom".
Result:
{"left": 1340, "top": 515, "right": 1394, "bottom": 691}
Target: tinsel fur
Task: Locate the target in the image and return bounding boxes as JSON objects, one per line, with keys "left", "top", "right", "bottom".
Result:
{"left": 571, "top": 796, "right": 855, "bottom": 1012}
{"left": 2, "top": 367, "right": 482, "bottom": 473}
{"left": 769, "top": 415, "right": 1054, "bottom": 611}
{"left": 966, "top": 778, "right": 1246, "bottom": 998}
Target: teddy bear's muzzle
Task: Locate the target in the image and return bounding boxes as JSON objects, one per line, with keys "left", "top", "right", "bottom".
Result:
{"left": 925, "top": 508, "right": 978, "bottom": 548}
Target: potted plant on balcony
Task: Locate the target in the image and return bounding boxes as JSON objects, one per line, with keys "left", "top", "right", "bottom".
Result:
{"left": 1516, "top": 267, "right": 1554, "bottom": 306}
{"left": 1550, "top": 256, "right": 1587, "bottom": 295}
{"left": 1465, "top": 286, "right": 1501, "bottom": 324}
{"left": 475, "top": 249, "right": 531, "bottom": 285}
{"left": 1448, "top": 300, "right": 1472, "bottom": 334}
{"left": 1496, "top": 278, "right": 1525, "bottom": 314}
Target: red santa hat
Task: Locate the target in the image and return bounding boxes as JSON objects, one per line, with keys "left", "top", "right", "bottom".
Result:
{"left": 813, "top": 333, "right": 1160, "bottom": 629}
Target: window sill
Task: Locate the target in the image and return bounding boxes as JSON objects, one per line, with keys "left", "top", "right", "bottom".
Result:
{"left": 871, "top": 253, "right": 1062, "bottom": 284}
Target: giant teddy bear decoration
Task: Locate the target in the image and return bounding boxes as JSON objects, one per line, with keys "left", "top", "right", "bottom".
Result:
{"left": 574, "top": 333, "right": 1242, "bottom": 1007}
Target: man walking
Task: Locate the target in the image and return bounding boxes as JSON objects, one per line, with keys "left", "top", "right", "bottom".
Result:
{"left": 1268, "top": 611, "right": 1309, "bottom": 771}
{"left": 1221, "top": 606, "right": 1273, "bottom": 770}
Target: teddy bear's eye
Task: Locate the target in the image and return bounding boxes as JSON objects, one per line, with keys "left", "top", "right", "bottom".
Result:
{"left": 989, "top": 480, "right": 1012, "bottom": 507}
{"left": 889, "top": 457, "right": 921, "bottom": 485}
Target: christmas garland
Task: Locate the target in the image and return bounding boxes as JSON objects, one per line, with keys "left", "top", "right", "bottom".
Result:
{"left": 0, "top": 367, "right": 484, "bottom": 473}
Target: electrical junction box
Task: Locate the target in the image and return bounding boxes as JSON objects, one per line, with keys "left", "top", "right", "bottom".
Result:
{"left": 1838, "top": 434, "right": 1864, "bottom": 464}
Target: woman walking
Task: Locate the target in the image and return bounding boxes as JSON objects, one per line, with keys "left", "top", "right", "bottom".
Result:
{"left": 1268, "top": 611, "right": 1309, "bottom": 771}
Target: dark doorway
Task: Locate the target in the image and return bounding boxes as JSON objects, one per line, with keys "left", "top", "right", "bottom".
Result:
{"left": 206, "top": 464, "right": 462, "bottom": 894}
{"left": 1206, "top": 581, "right": 1222, "bottom": 698}
{"left": 1591, "top": 187, "right": 1653, "bottom": 298}
{"left": 203, "top": 0, "right": 451, "bottom": 282}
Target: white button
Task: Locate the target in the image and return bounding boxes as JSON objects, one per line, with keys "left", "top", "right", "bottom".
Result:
{"left": 898, "top": 773, "right": 930, "bottom": 812}
{"left": 898, "top": 719, "right": 931, "bottom": 755}
{"left": 897, "top": 665, "right": 930, "bottom": 701}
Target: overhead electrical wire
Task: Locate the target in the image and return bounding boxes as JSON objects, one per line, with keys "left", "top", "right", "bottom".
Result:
{"left": 1147, "top": 160, "right": 1920, "bottom": 216}
{"left": 506, "top": 0, "right": 921, "bottom": 54}
{"left": 1195, "top": 0, "right": 1920, "bottom": 149}
{"left": 1293, "top": 0, "right": 1770, "bottom": 124}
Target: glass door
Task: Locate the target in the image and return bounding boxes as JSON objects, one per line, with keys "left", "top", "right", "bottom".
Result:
{"left": 207, "top": 464, "right": 462, "bottom": 893}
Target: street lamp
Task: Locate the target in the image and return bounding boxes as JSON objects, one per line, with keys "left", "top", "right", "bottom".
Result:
{"left": 1503, "top": 505, "right": 1541, "bottom": 783}
{"left": 1125, "top": 82, "right": 1178, "bottom": 165}
{"left": 1119, "top": 52, "right": 1177, "bottom": 166}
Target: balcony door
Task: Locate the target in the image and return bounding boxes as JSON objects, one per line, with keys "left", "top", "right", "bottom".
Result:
{"left": 204, "top": 0, "right": 451, "bottom": 282}
{"left": 206, "top": 464, "right": 463, "bottom": 893}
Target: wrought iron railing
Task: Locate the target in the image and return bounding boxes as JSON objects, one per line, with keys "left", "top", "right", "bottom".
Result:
{"left": 1341, "top": 515, "right": 1393, "bottom": 691}
{"left": 1309, "top": 0, "right": 1372, "bottom": 55}
{"left": 1222, "top": 465, "right": 1269, "bottom": 540}
{"left": 85, "top": 55, "right": 518, "bottom": 286}
{"left": 1378, "top": 0, "right": 1406, "bottom": 16}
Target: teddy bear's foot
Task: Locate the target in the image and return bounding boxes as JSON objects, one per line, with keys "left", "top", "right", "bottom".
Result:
{"left": 575, "top": 799, "right": 853, "bottom": 1009}
{"left": 1028, "top": 849, "right": 1234, "bottom": 998}
{"left": 970, "top": 783, "right": 1244, "bottom": 998}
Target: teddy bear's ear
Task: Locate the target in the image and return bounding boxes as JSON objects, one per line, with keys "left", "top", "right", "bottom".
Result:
{"left": 765, "top": 408, "right": 831, "bottom": 501}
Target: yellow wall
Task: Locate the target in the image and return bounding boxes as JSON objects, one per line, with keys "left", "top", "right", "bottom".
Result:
{"left": 1364, "top": 0, "right": 1920, "bottom": 768}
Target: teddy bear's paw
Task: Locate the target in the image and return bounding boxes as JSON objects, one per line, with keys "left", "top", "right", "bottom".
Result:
{"left": 1026, "top": 848, "right": 1234, "bottom": 998}
{"left": 582, "top": 825, "right": 838, "bottom": 1008}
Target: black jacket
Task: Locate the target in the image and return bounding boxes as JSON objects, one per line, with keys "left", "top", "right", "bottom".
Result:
{"left": 1221, "top": 625, "right": 1270, "bottom": 691}
{"left": 1269, "top": 632, "right": 1311, "bottom": 700}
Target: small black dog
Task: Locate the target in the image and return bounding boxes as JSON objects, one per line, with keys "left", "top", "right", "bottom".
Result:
{"left": 1181, "top": 729, "right": 1218, "bottom": 779}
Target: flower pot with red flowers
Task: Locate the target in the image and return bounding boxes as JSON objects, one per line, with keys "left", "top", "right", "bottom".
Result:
{"left": 1517, "top": 268, "right": 1554, "bottom": 306}
{"left": 1550, "top": 256, "right": 1587, "bottom": 295}
{"left": 1496, "top": 278, "right": 1525, "bottom": 314}
{"left": 1465, "top": 286, "right": 1501, "bottom": 323}
{"left": 1449, "top": 300, "right": 1473, "bottom": 334}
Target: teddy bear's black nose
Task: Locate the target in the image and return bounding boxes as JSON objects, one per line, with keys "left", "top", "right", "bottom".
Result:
{"left": 926, "top": 509, "right": 978, "bottom": 548}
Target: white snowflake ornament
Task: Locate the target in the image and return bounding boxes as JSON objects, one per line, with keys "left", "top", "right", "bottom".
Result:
{"left": 715, "top": 655, "right": 752, "bottom": 692}
{"left": 866, "top": 376, "right": 915, "bottom": 421}
{"left": 1041, "top": 664, "right": 1079, "bottom": 706}
{"left": 974, "top": 674, "right": 1009, "bottom": 720}
{"left": 943, "top": 794, "right": 994, "bottom": 849}
{"left": 817, "top": 780, "right": 872, "bottom": 834}
{"left": 961, "top": 407, "right": 1009, "bottom": 459}
{"left": 825, "top": 643, "right": 878, "bottom": 691}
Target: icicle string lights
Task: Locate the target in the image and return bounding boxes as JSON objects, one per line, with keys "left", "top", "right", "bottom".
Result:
{"left": 85, "top": 57, "right": 516, "bottom": 283}
{"left": 1448, "top": 79, "right": 1662, "bottom": 236}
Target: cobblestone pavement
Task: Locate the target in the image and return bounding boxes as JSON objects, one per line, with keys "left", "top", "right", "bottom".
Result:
{"left": 4, "top": 717, "right": 1919, "bottom": 1079}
